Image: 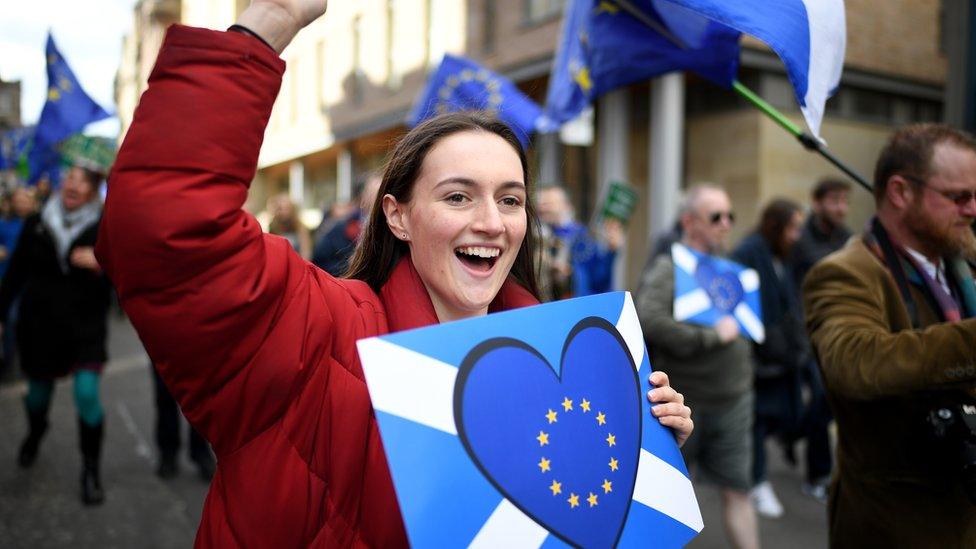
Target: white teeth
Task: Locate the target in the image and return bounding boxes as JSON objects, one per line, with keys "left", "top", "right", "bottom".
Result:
{"left": 456, "top": 246, "right": 500, "bottom": 259}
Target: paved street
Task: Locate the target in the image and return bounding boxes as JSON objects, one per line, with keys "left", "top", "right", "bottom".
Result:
{"left": 0, "top": 313, "right": 827, "bottom": 548}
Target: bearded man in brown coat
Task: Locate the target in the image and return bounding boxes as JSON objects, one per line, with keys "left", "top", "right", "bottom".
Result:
{"left": 804, "top": 123, "right": 976, "bottom": 548}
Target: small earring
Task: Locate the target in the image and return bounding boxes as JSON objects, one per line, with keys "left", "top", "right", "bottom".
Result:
{"left": 402, "top": 233, "right": 408, "bottom": 239}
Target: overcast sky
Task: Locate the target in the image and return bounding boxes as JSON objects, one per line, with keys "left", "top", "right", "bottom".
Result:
{"left": 0, "top": 0, "right": 138, "bottom": 138}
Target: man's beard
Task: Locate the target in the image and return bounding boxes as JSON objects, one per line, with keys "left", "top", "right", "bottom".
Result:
{"left": 905, "top": 204, "right": 976, "bottom": 260}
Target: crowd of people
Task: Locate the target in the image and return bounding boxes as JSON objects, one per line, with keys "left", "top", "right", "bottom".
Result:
{"left": 2, "top": 2, "right": 976, "bottom": 548}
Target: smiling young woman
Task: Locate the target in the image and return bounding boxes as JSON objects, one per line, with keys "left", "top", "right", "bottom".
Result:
{"left": 94, "top": 1, "right": 693, "bottom": 547}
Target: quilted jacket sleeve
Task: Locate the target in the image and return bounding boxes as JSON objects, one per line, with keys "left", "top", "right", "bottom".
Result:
{"left": 95, "top": 26, "right": 328, "bottom": 456}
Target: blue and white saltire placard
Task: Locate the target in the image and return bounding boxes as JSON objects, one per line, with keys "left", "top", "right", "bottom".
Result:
{"left": 358, "top": 292, "right": 703, "bottom": 548}
{"left": 671, "top": 242, "right": 764, "bottom": 343}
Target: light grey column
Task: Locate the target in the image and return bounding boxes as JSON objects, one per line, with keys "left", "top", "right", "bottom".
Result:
{"left": 537, "top": 133, "right": 560, "bottom": 187}
{"left": 288, "top": 160, "right": 305, "bottom": 206}
{"left": 597, "top": 89, "right": 630, "bottom": 290}
{"left": 337, "top": 148, "right": 353, "bottom": 203}
{"left": 648, "top": 73, "right": 685, "bottom": 240}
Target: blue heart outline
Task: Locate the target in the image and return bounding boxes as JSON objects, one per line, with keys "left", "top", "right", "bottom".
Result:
{"left": 453, "top": 316, "right": 642, "bottom": 548}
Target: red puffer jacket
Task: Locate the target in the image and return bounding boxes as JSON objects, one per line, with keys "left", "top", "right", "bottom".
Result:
{"left": 95, "top": 25, "right": 537, "bottom": 548}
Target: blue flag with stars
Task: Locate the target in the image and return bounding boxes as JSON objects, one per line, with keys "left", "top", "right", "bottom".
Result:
{"left": 539, "top": 0, "right": 740, "bottom": 131}
{"left": 671, "top": 242, "right": 765, "bottom": 343}
{"left": 409, "top": 54, "right": 543, "bottom": 149}
{"left": 27, "top": 33, "right": 112, "bottom": 183}
{"left": 358, "top": 292, "right": 703, "bottom": 548}
{"left": 0, "top": 126, "right": 35, "bottom": 173}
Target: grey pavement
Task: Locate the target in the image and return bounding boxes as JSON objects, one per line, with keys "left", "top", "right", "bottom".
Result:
{"left": 0, "top": 313, "right": 828, "bottom": 548}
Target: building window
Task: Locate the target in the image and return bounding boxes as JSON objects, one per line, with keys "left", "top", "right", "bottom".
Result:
{"left": 524, "top": 0, "right": 564, "bottom": 24}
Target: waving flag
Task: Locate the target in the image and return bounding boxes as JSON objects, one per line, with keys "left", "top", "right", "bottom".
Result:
{"left": 655, "top": 0, "right": 845, "bottom": 137}
{"left": 409, "top": 54, "right": 542, "bottom": 149}
{"left": 358, "top": 292, "right": 703, "bottom": 548}
{"left": 539, "top": 0, "right": 741, "bottom": 131}
{"left": 671, "top": 242, "right": 765, "bottom": 343}
{"left": 27, "top": 33, "right": 112, "bottom": 183}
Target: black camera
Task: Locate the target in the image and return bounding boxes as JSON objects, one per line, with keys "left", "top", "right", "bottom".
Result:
{"left": 926, "top": 403, "right": 976, "bottom": 504}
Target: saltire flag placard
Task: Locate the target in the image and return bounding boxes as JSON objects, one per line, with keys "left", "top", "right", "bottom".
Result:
{"left": 359, "top": 292, "right": 702, "bottom": 548}
{"left": 671, "top": 242, "right": 765, "bottom": 343}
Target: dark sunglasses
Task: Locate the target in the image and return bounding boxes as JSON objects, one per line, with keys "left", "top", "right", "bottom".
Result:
{"left": 708, "top": 211, "right": 735, "bottom": 225}
{"left": 903, "top": 175, "right": 976, "bottom": 207}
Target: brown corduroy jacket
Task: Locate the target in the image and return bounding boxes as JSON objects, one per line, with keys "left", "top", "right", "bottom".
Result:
{"left": 804, "top": 236, "right": 976, "bottom": 548}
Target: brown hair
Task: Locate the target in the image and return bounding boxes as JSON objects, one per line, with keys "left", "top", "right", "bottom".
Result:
{"left": 758, "top": 198, "right": 802, "bottom": 258}
{"left": 873, "top": 123, "right": 976, "bottom": 203}
{"left": 345, "top": 111, "right": 541, "bottom": 299}
{"left": 811, "top": 177, "right": 850, "bottom": 201}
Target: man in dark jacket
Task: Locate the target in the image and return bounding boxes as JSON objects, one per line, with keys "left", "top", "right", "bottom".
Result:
{"left": 805, "top": 123, "right": 976, "bottom": 547}
{"left": 311, "top": 174, "right": 380, "bottom": 276}
{"left": 789, "top": 178, "right": 852, "bottom": 502}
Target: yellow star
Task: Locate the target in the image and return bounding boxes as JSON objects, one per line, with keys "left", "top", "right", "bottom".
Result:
{"left": 546, "top": 409, "right": 558, "bottom": 424}
{"left": 567, "top": 493, "right": 580, "bottom": 508}
{"left": 596, "top": 412, "right": 607, "bottom": 426}
{"left": 562, "top": 397, "right": 573, "bottom": 412}
{"left": 536, "top": 431, "right": 549, "bottom": 446}
{"left": 580, "top": 399, "right": 591, "bottom": 412}
{"left": 606, "top": 433, "right": 616, "bottom": 447}
{"left": 596, "top": 1, "right": 620, "bottom": 14}
{"left": 549, "top": 479, "right": 562, "bottom": 496}
{"left": 47, "top": 88, "right": 60, "bottom": 101}
{"left": 609, "top": 457, "right": 619, "bottom": 472}
{"left": 602, "top": 479, "right": 613, "bottom": 494}
{"left": 573, "top": 65, "right": 593, "bottom": 93}
{"left": 587, "top": 492, "right": 599, "bottom": 507}
{"left": 538, "top": 457, "right": 551, "bottom": 473}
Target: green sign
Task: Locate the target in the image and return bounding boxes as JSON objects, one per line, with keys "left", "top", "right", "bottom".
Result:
{"left": 600, "top": 180, "right": 638, "bottom": 225}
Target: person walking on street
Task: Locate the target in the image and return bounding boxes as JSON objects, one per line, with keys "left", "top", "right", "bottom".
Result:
{"left": 93, "top": 2, "right": 695, "bottom": 545}
{"left": 0, "top": 165, "right": 112, "bottom": 505}
{"left": 637, "top": 183, "right": 760, "bottom": 549}
{"left": 805, "top": 123, "right": 976, "bottom": 546}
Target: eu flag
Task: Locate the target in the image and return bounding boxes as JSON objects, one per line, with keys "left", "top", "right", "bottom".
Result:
{"left": 409, "top": 54, "right": 543, "bottom": 149}
{"left": 539, "top": 0, "right": 741, "bottom": 131}
{"left": 27, "top": 33, "right": 112, "bottom": 183}
{"left": 0, "top": 126, "right": 34, "bottom": 173}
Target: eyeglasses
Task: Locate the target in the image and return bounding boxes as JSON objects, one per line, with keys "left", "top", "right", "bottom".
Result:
{"left": 903, "top": 175, "right": 976, "bottom": 207}
{"left": 708, "top": 211, "right": 735, "bottom": 225}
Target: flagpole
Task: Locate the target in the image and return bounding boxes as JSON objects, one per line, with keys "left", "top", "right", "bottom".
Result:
{"left": 730, "top": 81, "right": 873, "bottom": 193}
{"left": 607, "top": 0, "right": 874, "bottom": 193}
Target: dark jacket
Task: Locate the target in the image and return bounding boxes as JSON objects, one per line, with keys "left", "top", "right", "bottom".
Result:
{"left": 792, "top": 215, "right": 850, "bottom": 289}
{"left": 732, "top": 233, "right": 809, "bottom": 378}
{"left": 311, "top": 210, "right": 361, "bottom": 276}
{"left": 804, "top": 235, "right": 976, "bottom": 548}
{"left": 0, "top": 213, "right": 110, "bottom": 378}
{"left": 95, "top": 25, "right": 537, "bottom": 548}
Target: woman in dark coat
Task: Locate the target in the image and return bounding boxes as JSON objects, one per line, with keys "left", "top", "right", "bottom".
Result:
{"left": 0, "top": 165, "right": 111, "bottom": 505}
{"left": 732, "top": 198, "right": 807, "bottom": 518}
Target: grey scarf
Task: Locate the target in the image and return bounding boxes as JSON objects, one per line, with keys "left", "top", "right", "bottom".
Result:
{"left": 40, "top": 195, "right": 102, "bottom": 273}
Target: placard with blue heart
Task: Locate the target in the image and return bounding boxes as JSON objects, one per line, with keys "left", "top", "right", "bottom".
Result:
{"left": 358, "top": 291, "right": 703, "bottom": 548}
{"left": 671, "top": 242, "right": 765, "bottom": 343}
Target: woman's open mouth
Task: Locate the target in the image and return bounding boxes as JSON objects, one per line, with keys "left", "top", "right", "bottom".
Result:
{"left": 455, "top": 246, "right": 500, "bottom": 273}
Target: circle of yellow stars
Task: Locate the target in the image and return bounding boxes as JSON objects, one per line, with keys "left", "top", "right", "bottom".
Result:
{"left": 435, "top": 68, "right": 504, "bottom": 115}
{"left": 536, "top": 396, "right": 617, "bottom": 509}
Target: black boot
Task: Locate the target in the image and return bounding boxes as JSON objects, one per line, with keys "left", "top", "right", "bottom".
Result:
{"left": 18, "top": 404, "right": 49, "bottom": 468}
{"left": 79, "top": 419, "right": 105, "bottom": 506}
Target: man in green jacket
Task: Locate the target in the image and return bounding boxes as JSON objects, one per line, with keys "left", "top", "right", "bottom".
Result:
{"left": 804, "top": 123, "right": 976, "bottom": 548}
{"left": 637, "top": 183, "right": 759, "bottom": 549}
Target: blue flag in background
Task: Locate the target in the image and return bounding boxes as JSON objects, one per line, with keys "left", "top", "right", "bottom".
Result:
{"left": 409, "top": 54, "right": 542, "bottom": 149}
{"left": 0, "top": 126, "right": 34, "bottom": 172}
{"left": 27, "top": 33, "right": 112, "bottom": 183}
{"left": 539, "top": 0, "right": 741, "bottom": 131}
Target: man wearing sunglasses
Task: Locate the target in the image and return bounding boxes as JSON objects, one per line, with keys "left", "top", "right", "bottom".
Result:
{"left": 637, "top": 183, "right": 760, "bottom": 549}
{"left": 804, "top": 123, "right": 976, "bottom": 547}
